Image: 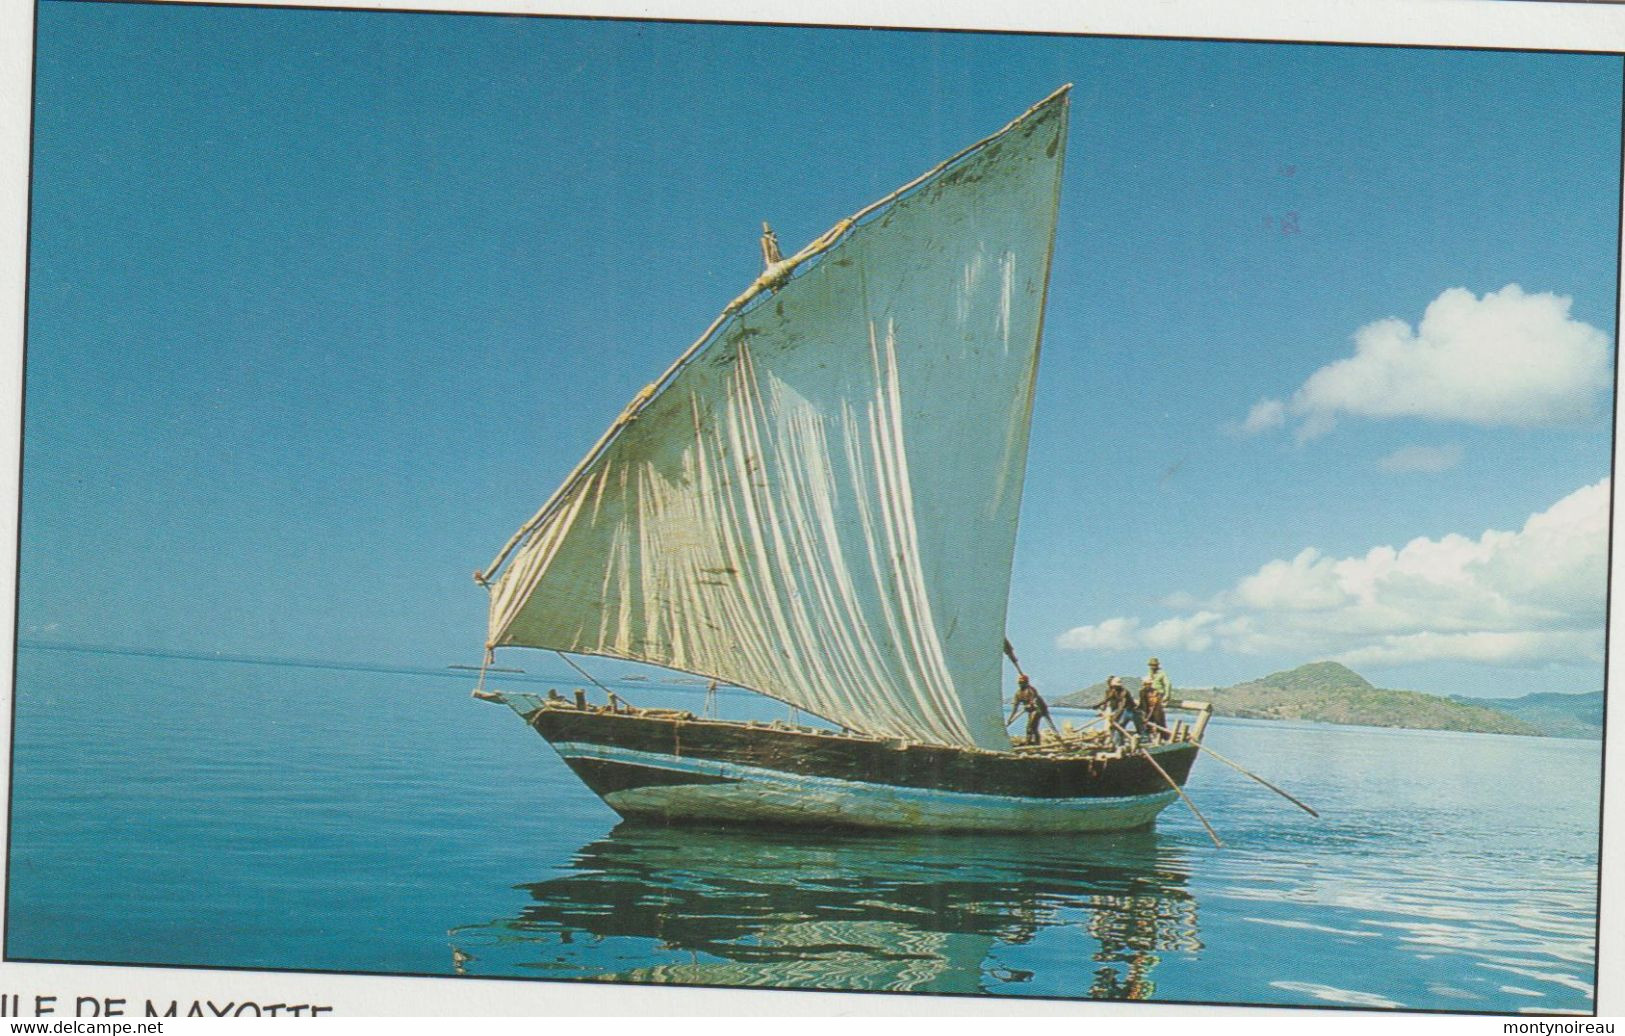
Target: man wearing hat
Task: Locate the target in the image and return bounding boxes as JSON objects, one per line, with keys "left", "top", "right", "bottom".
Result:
{"left": 1145, "top": 658, "right": 1173, "bottom": 732}
{"left": 1006, "top": 674, "right": 1058, "bottom": 746}
{"left": 1092, "top": 675, "right": 1142, "bottom": 747}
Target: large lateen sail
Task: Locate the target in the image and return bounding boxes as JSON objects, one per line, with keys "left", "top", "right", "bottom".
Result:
{"left": 480, "top": 88, "right": 1069, "bottom": 750}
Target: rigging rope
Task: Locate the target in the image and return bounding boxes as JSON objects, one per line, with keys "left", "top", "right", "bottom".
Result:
{"left": 557, "top": 650, "right": 614, "bottom": 698}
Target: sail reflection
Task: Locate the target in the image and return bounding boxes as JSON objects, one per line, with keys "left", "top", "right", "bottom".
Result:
{"left": 451, "top": 824, "right": 1203, "bottom": 998}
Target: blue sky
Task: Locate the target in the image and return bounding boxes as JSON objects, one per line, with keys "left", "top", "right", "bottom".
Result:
{"left": 20, "top": 2, "right": 1622, "bottom": 699}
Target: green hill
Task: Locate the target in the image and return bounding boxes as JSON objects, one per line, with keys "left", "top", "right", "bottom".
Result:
{"left": 1450, "top": 690, "right": 1602, "bottom": 740}
{"left": 1056, "top": 661, "right": 1549, "bottom": 737}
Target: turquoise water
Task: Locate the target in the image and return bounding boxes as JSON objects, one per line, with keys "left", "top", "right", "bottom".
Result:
{"left": 6, "top": 647, "right": 1602, "bottom": 1012}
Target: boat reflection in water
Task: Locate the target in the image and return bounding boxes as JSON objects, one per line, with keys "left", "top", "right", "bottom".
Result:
{"left": 450, "top": 824, "right": 1201, "bottom": 998}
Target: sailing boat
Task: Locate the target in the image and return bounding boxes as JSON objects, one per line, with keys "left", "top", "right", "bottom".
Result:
{"left": 472, "top": 86, "right": 1208, "bottom": 833}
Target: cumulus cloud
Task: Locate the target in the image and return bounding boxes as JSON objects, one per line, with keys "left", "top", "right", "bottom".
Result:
{"left": 1057, "top": 617, "right": 1141, "bottom": 651}
{"left": 1141, "top": 611, "right": 1225, "bottom": 652}
{"left": 1055, "top": 478, "right": 1608, "bottom": 669}
{"left": 1377, "top": 444, "right": 1464, "bottom": 474}
{"left": 1241, "top": 285, "right": 1611, "bottom": 439}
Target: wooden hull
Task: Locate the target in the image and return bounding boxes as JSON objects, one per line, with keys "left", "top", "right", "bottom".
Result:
{"left": 492, "top": 694, "right": 1198, "bottom": 834}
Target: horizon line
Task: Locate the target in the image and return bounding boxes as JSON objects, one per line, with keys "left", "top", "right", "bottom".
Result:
{"left": 11, "top": 639, "right": 748, "bottom": 693}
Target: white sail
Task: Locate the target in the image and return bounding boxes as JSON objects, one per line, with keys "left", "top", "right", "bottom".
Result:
{"left": 482, "top": 89, "right": 1068, "bottom": 750}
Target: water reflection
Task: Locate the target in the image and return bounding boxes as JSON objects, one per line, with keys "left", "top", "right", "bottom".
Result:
{"left": 451, "top": 823, "right": 1202, "bottom": 997}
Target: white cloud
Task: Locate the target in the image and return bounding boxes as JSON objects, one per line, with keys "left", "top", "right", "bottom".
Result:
{"left": 1056, "top": 617, "right": 1141, "bottom": 651}
{"left": 1141, "top": 611, "right": 1224, "bottom": 652}
{"left": 1055, "top": 478, "right": 1609, "bottom": 669}
{"left": 1336, "top": 631, "right": 1600, "bottom": 668}
{"left": 1243, "top": 285, "right": 1612, "bottom": 439}
{"left": 1234, "top": 548, "right": 1350, "bottom": 612}
{"left": 1377, "top": 444, "right": 1463, "bottom": 474}
{"left": 1236, "top": 398, "right": 1286, "bottom": 435}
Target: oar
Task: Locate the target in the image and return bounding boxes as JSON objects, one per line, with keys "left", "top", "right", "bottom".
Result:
{"left": 1136, "top": 739, "right": 1224, "bottom": 849}
{"left": 1152, "top": 721, "right": 1319, "bottom": 818}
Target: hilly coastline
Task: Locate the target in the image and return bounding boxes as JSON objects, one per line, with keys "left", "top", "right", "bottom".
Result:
{"left": 1055, "top": 661, "right": 1601, "bottom": 739}
{"left": 1449, "top": 690, "right": 1604, "bottom": 740}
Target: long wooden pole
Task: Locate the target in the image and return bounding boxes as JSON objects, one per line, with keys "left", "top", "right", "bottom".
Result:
{"left": 1002, "top": 638, "right": 1025, "bottom": 676}
{"left": 1135, "top": 736, "right": 1224, "bottom": 849}
{"left": 1153, "top": 722, "right": 1319, "bottom": 818}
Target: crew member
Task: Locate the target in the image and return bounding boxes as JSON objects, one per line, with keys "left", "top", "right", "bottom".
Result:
{"left": 1092, "top": 676, "right": 1140, "bottom": 747}
{"left": 1147, "top": 657, "right": 1173, "bottom": 715}
{"left": 1006, "top": 674, "right": 1056, "bottom": 746}
{"left": 1137, "top": 678, "right": 1164, "bottom": 739}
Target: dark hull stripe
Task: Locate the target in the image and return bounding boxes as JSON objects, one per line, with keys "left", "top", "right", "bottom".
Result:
{"left": 529, "top": 707, "right": 1196, "bottom": 800}
{"left": 563, "top": 756, "right": 740, "bottom": 796}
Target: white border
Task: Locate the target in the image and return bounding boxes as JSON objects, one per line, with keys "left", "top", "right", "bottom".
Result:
{"left": 0, "top": 0, "right": 1620, "bottom": 1018}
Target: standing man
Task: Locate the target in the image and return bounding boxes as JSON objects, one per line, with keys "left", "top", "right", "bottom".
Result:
{"left": 1007, "top": 674, "right": 1057, "bottom": 746}
{"left": 1137, "top": 679, "right": 1162, "bottom": 739}
{"left": 1147, "top": 657, "right": 1173, "bottom": 726}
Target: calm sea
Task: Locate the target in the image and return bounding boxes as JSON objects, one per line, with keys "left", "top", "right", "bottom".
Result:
{"left": 6, "top": 647, "right": 1602, "bottom": 1012}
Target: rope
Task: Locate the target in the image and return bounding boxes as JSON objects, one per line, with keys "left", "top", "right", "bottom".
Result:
{"left": 557, "top": 651, "right": 614, "bottom": 698}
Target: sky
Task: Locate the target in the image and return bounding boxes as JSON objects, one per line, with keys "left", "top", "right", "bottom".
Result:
{"left": 18, "top": 2, "right": 1624, "bottom": 700}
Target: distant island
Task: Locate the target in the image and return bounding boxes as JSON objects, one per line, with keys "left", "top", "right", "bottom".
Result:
{"left": 1054, "top": 661, "right": 1602, "bottom": 739}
